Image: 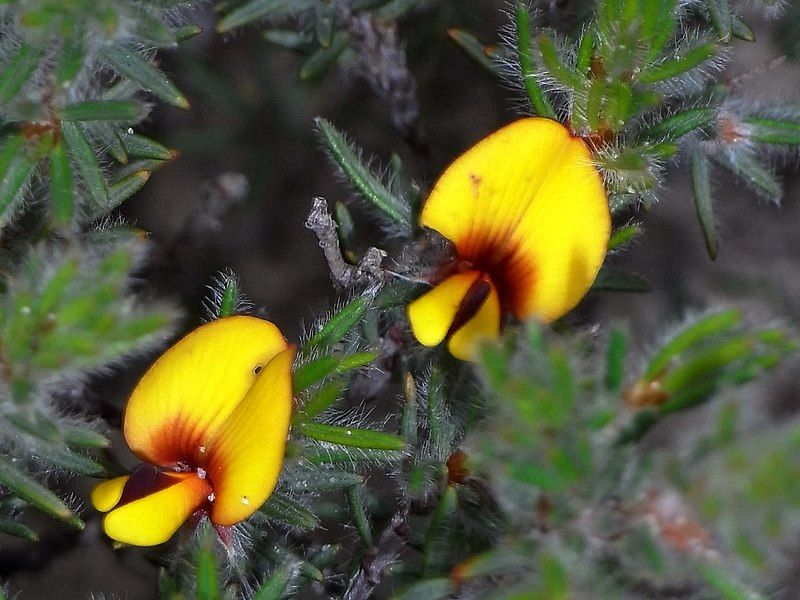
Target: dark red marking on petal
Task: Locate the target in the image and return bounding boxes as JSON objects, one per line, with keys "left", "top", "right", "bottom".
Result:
{"left": 455, "top": 234, "right": 537, "bottom": 319}
{"left": 446, "top": 278, "right": 491, "bottom": 338}
{"left": 116, "top": 464, "right": 184, "bottom": 508}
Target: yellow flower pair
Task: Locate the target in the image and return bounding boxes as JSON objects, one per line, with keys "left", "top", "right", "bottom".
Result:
{"left": 92, "top": 118, "right": 610, "bottom": 545}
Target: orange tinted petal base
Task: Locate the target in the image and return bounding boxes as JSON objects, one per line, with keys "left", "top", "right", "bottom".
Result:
{"left": 206, "top": 346, "right": 295, "bottom": 526}
{"left": 420, "top": 118, "right": 610, "bottom": 323}
{"left": 124, "top": 316, "right": 289, "bottom": 468}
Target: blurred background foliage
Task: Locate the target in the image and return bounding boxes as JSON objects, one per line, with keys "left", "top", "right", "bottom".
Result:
{"left": 1, "top": 0, "right": 800, "bottom": 598}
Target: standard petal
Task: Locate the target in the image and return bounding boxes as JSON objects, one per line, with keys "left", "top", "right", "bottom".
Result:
{"left": 407, "top": 271, "right": 480, "bottom": 348}
{"left": 446, "top": 280, "right": 501, "bottom": 361}
{"left": 124, "top": 316, "right": 289, "bottom": 468}
{"left": 91, "top": 476, "right": 129, "bottom": 512}
{"left": 206, "top": 346, "right": 295, "bottom": 527}
{"left": 420, "top": 118, "right": 610, "bottom": 322}
{"left": 102, "top": 472, "right": 211, "bottom": 546}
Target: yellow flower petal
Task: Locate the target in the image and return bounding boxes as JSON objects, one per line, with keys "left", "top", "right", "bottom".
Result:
{"left": 206, "top": 346, "right": 295, "bottom": 526}
{"left": 91, "top": 476, "right": 129, "bottom": 513}
{"left": 124, "top": 316, "right": 289, "bottom": 468}
{"left": 446, "top": 279, "right": 501, "bottom": 361}
{"left": 102, "top": 472, "right": 211, "bottom": 546}
{"left": 420, "top": 118, "right": 610, "bottom": 323}
{"left": 407, "top": 271, "right": 480, "bottom": 348}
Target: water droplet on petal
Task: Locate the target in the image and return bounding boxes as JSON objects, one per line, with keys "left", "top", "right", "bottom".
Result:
{"left": 207, "top": 492, "right": 215, "bottom": 502}
{"left": 241, "top": 496, "right": 250, "bottom": 505}
{"left": 197, "top": 467, "right": 207, "bottom": 479}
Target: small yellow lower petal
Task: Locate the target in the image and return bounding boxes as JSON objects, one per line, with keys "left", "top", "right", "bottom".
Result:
{"left": 446, "top": 281, "right": 501, "bottom": 361}
{"left": 206, "top": 346, "right": 296, "bottom": 527}
{"left": 91, "top": 476, "right": 129, "bottom": 513}
{"left": 407, "top": 272, "right": 480, "bottom": 348}
{"left": 102, "top": 473, "right": 211, "bottom": 546}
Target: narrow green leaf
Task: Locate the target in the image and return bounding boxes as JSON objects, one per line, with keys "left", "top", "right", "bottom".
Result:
{"left": 260, "top": 494, "right": 320, "bottom": 530}
{"left": 346, "top": 486, "right": 373, "bottom": 546}
{"left": 287, "top": 470, "right": 363, "bottom": 492}
{"left": 56, "top": 20, "right": 85, "bottom": 85}
{"left": 537, "top": 35, "right": 583, "bottom": 90}
{"left": 196, "top": 545, "right": 219, "bottom": 600}
{"left": 401, "top": 373, "right": 418, "bottom": 446}
{"left": 591, "top": 267, "right": 650, "bottom": 292}
{"left": 394, "top": 578, "right": 454, "bottom": 600}
{"left": 698, "top": 563, "right": 765, "bottom": 600}
{"left": 691, "top": 149, "right": 718, "bottom": 259}
{"left": 62, "top": 425, "right": 110, "bottom": 449}
{"left": 575, "top": 26, "right": 594, "bottom": 75}
{"left": 122, "top": 133, "right": 175, "bottom": 160}
{"left": 423, "top": 485, "right": 457, "bottom": 575}
{"left": 50, "top": 143, "right": 74, "bottom": 226}
{"left": 297, "top": 422, "right": 406, "bottom": 451}
{"left": 660, "top": 336, "right": 752, "bottom": 400}
{"left": 642, "top": 0, "right": 677, "bottom": 61}
{"left": 37, "top": 444, "right": 104, "bottom": 476}
{"left": 306, "top": 295, "right": 371, "bottom": 351}
{"left": 0, "top": 137, "right": 36, "bottom": 228}
{"left": 266, "top": 544, "right": 324, "bottom": 582}
{"left": 451, "top": 550, "right": 526, "bottom": 580}
{"left": 61, "top": 121, "right": 108, "bottom": 210}
{"left": 315, "top": 1, "right": 334, "bottom": 47}
{"left": 705, "top": 0, "right": 732, "bottom": 42}
{"left": 516, "top": 3, "right": 556, "bottom": 118}
{"left": 58, "top": 100, "right": 144, "bottom": 122}
{"left": 217, "top": 277, "right": 238, "bottom": 318}
{"left": 447, "top": 29, "right": 499, "bottom": 75}
{"left": 157, "top": 568, "right": 180, "bottom": 600}
{"left": 743, "top": 116, "right": 800, "bottom": 145}
{"left": 107, "top": 170, "right": 150, "bottom": 211}
{"left": 253, "top": 561, "right": 298, "bottom": 600}
{"left": 540, "top": 552, "right": 569, "bottom": 599}
{"left": 293, "top": 352, "right": 376, "bottom": 392}
{"left": 0, "top": 518, "right": 38, "bottom": 541}
{"left": 731, "top": 16, "right": 755, "bottom": 42}
{"left": 315, "top": 118, "right": 411, "bottom": 228}
{"left": 299, "top": 32, "right": 349, "bottom": 80}
{"left": 217, "top": 0, "right": 304, "bottom": 32}
{"left": 99, "top": 44, "right": 189, "bottom": 108}
{"left": 714, "top": 150, "right": 782, "bottom": 202}
{"left": 638, "top": 43, "right": 716, "bottom": 83}
{"left": 0, "top": 42, "right": 42, "bottom": 102}
{"left": 263, "top": 29, "right": 314, "bottom": 50}
{"left": 608, "top": 222, "right": 642, "bottom": 251}
{"left": 643, "top": 108, "right": 717, "bottom": 141}
{"left": 508, "top": 463, "right": 568, "bottom": 491}
{"left": 294, "top": 379, "right": 346, "bottom": 424}
{"left": 334, "top": 200, "right": 356, "bottom": 260}
{"left": 90, "top": 123, "right": 128, "bottom": 164}
{"left": 644, "top": 310, "right": 740, "bottom": 379}
{"left": 0, "top": 456, "right": 81, "bottom": 527}
{"left": 605, "top": 328, "right": 626, "bottom": 393}
{"left": 175, "top": 25, "right": 203, "bottom": 42}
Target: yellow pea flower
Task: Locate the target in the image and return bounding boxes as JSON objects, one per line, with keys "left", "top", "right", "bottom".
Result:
{"left": 407, "top": 118, "right": 611, "bottom": 360}
{"left": 91, "top": 316, "right": 295, "bottom": 546}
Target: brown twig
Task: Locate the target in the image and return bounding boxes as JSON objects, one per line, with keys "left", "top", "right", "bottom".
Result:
{"left": 305, "top": 197, "right": 386, "bottom": 291}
